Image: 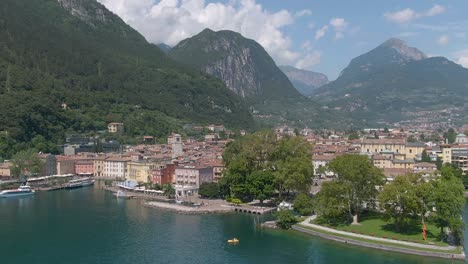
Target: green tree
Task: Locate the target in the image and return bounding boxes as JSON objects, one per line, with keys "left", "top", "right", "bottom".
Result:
{"left": 325, "top": 154, "right": 384, "bottom": 224}
{"left": 198, "top": 182, "right": 220, "bottom": 198}
{"left": 293, "top": 193, "right": 314, "bottom": 216}
{"left": 420, "top": 150, "right": 431, "bottom": 162}
{"left": 444, "top": 128, "right": 457, "bottom": 144}
{"left": 162, "top": 183, "right": 175, "bottom": 198}
{"left": 435, "top": 157, "right": 443, "bottom": 170}
{"left": 348, "top": 131, "right": 359, "bottom": 140}
{"left": 222, "top": 131, "right": 313, "bottom": 202}
{"left": 378, "top": 174, "right": 429, "bottom": 229}
{"left": 10, "top": 149, "right": 43, "bottom": 180}
{"left": 275, "top": 209, "right": 298, "bottom": 229}
{"left": 314, "top": 180, "right": 349, "bottom": 221}
{"left": 430, "top": 175, "right": 465, "bottom": 243}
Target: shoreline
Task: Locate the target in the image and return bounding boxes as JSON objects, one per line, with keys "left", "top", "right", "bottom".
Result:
{"left": 143, "top": 201, "right": 234, "bottom": 215}
{"left": 291, "top": 217, "right": 465, "bottom": 261}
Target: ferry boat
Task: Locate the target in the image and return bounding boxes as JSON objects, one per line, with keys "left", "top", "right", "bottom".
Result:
{"left": 66, "top": 178, "right": 95, "bottom": 189}
{"left": 0, "top": 185, "right": 35, "bottom": 198}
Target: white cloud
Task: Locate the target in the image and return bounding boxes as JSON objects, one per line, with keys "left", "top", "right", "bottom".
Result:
{"left": 295, "top": 9, "right": 312, "bottom": 17}
{"left": 330, "top": 18, "right": 348, "bottom": 31}
{"left": 97, "top": 0, "right": 313, "bottom": 66}
{"left": 454, "top": 49, "right": 468, "bottom": 68}
{"left": 437, "top": 35, "right": 449, "bottom": 45}
{"left": 315, "top": 25, "right": 328, "bottom": 40}
{"left": 335, "top": 32, "right": 344, "bottom": 40}
{"left": 384, "top": 4, "right": 445, "bottom": 24}
{"left": 307, "top": 22, "right": 315, "bottom": 29}
{"left": 295, "top": 51, "right": 321, "bottom": 69}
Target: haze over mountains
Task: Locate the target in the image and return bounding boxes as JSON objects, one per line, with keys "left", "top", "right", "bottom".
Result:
{"left": 279, "top": 66, "right": 328, "bottom": 96}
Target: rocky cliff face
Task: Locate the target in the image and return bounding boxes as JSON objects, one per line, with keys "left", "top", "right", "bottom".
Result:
{"left": 169, "top": 29, "right": 301, "bottom": 99}
{"left": 279, "top": 65, "right": 328, "bottom": 96}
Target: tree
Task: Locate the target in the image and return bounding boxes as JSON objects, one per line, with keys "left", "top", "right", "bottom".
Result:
{"left": 325, "top": 154, "right": 384, "bottom": 224}
{"left": 10, "top": 149, "right": 43, "bottom": 180}
{"left": 198, "top": 182, "right": 220, "bottom": 198}
{"left": 162, "top": 183, "right": 175, "bottom": 198}
{"left": 430, "top": 175, "right": 465, "bottom": 243}
{"left": 444, "top": 128, "right": 457, "bottom": 144}
{"left": 294, "top": 193, "right": 314, "bottom": 216}
{"left": 378, "top": 174, "right": 429, "bottom": 229}
{"left": 407, "top": 135, "right": 417, "bottom": 142}
{"left": 314, "top": 181, "right": 349, "bottom": 222}
{"left": 435, "top": 157, "right": 443, "bottom": 170}
{"left": 420, "top": 150, "right": 431, "bottom": 162}
{"left": 383, "top": 127, "right": 389, "bottom": 133}
{"left": 275, "top": 209, "right": 298, "bottom": 229}
{"left": 348, "top": 131, "right": 359, "bottom": 140}
{"left": 222, "top": 131, "right": 313, "bottom": 202}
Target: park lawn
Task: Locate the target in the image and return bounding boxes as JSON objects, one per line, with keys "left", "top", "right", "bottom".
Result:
{"left": 313, "top": 213, "right": 449, "bottom": 247}
{"left": 296, "top": 224, "right": 462, "bottom": 254}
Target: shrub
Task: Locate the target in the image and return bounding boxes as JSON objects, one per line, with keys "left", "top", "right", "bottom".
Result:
{"left": 275, "top": 209, "right": 298, "bottom": 229}
{"left": 293, "top": 193, "right": 314, "bottom": 216}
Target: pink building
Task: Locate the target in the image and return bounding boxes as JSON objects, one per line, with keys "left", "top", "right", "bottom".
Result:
{"left": 75, "top": 160, "right": 94, "bottom": 176}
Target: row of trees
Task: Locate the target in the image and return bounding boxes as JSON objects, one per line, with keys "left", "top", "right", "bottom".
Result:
{"left": 221, "top": 131, "right": 314, "bottom": 202}
{"left": 314, "top": 154, "right": 466, "bottom": 244}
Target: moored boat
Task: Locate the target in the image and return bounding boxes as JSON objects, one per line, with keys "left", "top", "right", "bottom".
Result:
{"left": 0, "top": 185, "right": 35, "bottom": 198}
{"left": 66, "top": 178, "right": 95, "bottom": 189}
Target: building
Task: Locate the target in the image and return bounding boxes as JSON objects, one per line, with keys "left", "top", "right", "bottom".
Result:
{"left": 312, "top": 155, "right": 336, "bottom": 178}
{"left": 360, "top": 138, "right": 424, "bottom": 160}
{"left": 171, "top": 134, "right": 183, "bottom": 158}
{"left": 152, "top": 164, "right": 175, "bottom": 185}
{"left": 413, "top": 162, "right": 437, "bottom": 177}
{"left": 174, "top": 166, "right": 213, "bottom": 188}
{"left": 455, "top": 133, "right": 468, "bottom": 144}
{"left": 450, "top": 148, "right": 468, "bottom": 171}
{"left": 75, "top": 160, "right": 94, "bottom": 176}
{"left": 0, "top": 161, "right": 12, "bottom": 179}
{"left": 43, "top": 154, "right": 57, "bottom": 176}
{"left": 56, "top": 156, "right": 75, "bottom": 175}
{"left": 108, "top": 122, "right": 124, "bottom": 134}
{"left": 126, "top": 161, "right": 157, "bottom": 183}
{"left": 103, "top": 157, "right": 132, "bottom": 178}
{"left": 93, "top": 157, "right": 105, "bottom": 177}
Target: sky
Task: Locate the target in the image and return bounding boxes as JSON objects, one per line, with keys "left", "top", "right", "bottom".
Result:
{"left": 97, "top": 0, "right": 468, "bottom": 80}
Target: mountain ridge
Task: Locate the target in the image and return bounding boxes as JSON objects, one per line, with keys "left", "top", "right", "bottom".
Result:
{"left": 279, "top": 65, "right": 328, "bottom": 96}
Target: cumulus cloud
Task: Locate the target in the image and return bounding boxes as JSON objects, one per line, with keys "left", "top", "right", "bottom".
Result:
{"left": 295, "top": 9, "right": 312, "bottom": 17}
{"left": 295, "top": 51, "right": 321, "bottom": 69}
{"left": 437, "top": 35, "right": 449, "bottom": 45}
{"left": 97, "top": 0, "right": 318, "bottom": 66}
{"left": 384, "top": 4, "right": 445, "bottom": 24}
{"left": 330, "top": 17, "right": 347, "bottom": 39}
{"left": 315, "top": 25, "right": 328, "bottom": 40}
{"left": 454, "top": 50, "right": 468, "bottom": 68}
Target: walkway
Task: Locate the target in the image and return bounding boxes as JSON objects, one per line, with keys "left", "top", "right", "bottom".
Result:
{"left": 299, "top": 216, "right": 457, "bottom": 251}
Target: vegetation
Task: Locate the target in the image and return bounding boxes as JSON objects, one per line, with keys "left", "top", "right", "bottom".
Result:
{"left": 275, "top": 209, "right": 299, "bottom": 229}
{"left": 314, "top": 154, "right": 384, "bottom": 224}
{"left": 162, "top": 183, "right": 175, "bottom": 198}
{"left": 10, "top": 149, "right": 43, "bottom": 180}
{"left": 0, "top": 0, "right": 254, "bottom": 159}
{"left": 221, "top": 131, "right": 313, "bottom": 202}
{"left": 293, "top": 193, "right": 314, "bottom": 216}
{"left": 198, "top": 182, "right": 220, "bottom": 199}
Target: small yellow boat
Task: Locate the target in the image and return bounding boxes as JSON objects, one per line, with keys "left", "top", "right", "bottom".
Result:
{"left": 227, "top": 238, "right": 239, "bottom": 244}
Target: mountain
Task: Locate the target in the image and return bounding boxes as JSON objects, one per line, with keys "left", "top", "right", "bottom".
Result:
{"left": 313, "top": 38, "right": 468, "bottom": 124}
{"left": 157, "top": 43, "right": 172, "bottom": 53}
{"left": 168, "top": 28, "right": 301, "bottom": 100}
{"left": 279, "top": 66, "right": 328, "bottom": 96}
{"left": 0, "top": 0, "right": 253, "bottom": 157}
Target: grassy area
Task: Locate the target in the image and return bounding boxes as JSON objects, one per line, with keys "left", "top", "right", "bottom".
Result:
{"left": 296, "top": 224, "right": 462, "bottom": 254}
{"left": 313, "top": 213, "right": 448, "bottom": 247}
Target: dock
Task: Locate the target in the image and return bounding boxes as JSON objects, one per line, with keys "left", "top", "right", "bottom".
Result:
{"left": 231, "top": 206, "right": 276, "bottom": 215}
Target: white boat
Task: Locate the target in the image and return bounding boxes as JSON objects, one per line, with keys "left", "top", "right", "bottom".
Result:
{"left": 0, "top": 185, "right": 35, "bottom": 198}
{"left": 66, "top": 178, "right": 95, "bottom": 189}
{"left": 113, "top": 190, "right": 133, "bottom": 199}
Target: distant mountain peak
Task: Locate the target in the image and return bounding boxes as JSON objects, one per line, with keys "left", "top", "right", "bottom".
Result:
{"left": 279, "top": 66, "right": 328, "bottom": 96}
{"left": 379, "top": 38, "right": 427, "bottom": 61}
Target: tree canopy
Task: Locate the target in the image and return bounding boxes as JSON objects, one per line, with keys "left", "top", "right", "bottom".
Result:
{"left": 221, "top": 131, "right": 313, "bottom": 202}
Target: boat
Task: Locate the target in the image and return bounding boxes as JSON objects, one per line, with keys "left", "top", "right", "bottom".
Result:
{"left": 227, "top": 238, "right": 239, "bottom": 244}
{"left": 66, "top": 178, "right": 95, "bottom": 189}
{"left": 0, "top": 185, "right": 35, "bottom": 198}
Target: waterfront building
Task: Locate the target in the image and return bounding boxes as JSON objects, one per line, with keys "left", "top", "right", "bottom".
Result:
{"left": 56, "top": 155, "right": 75, "bottom": 175}
{"left": 75, "top": 160, "right": 94, "bottom": 176}
{"left": 0, "top": 161, "right": 12, "bottom": 179}
{"left": 151, "top": 164, "right": 175, "bottom": 185}
{"left": 126, "top": 160, "right": 157, "bottom": 183}
{"left": 93, "top": 157, "right": 105, "bottom": 177}
{"left": 103, "top": 157, "right": 132, "bottom": 178}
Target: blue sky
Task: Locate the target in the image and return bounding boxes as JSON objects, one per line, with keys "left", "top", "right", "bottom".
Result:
{"left": 99, "top": 0, "right": 468, "bottom": 80}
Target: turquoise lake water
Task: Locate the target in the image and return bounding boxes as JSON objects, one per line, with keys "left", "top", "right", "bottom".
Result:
{"left": 0, "top": 183, "right": 464, "bottom": 264}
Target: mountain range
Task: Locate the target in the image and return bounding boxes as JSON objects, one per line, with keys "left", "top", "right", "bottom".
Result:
{"left": 314, "top": 38, "right": 468, "bottom": 123}
{"left": 0, "top": 0, "right": 253, "bottom": 157}
{"left": 279, "top": 66, "right": 328, "bottom": 96}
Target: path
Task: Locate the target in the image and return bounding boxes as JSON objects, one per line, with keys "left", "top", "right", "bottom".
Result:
{"left": 299, "top": 216, "right": 456, "bottom": 251}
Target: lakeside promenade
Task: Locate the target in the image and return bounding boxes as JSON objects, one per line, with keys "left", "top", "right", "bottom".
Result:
{"left": 293, "top": 216, "right": 465, "bottom": 260}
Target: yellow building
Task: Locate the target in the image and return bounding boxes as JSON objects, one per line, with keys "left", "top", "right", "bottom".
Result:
{"left": 361, "top": 138, "right": 425, "bottom": 160}
{"left": 93, "top": 157, "right": 105, "bottom": 177}
{"left": 126, "top": 161, "right": 157, "bottom": 183}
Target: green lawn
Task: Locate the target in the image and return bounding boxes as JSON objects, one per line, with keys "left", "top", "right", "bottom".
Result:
{"left": 296, "top": 224, "right": 462, "bottom": 254}
{"left": 313, "top": 213, "right": 448, "bottom": 247}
